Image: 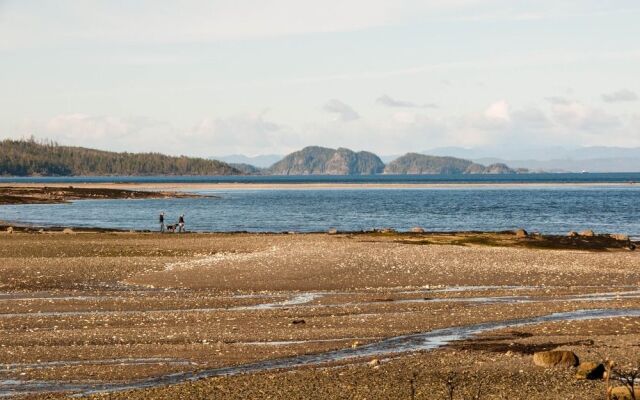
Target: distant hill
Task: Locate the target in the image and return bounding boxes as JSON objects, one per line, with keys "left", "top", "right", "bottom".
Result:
{"left": 268, "top": 146, "right": 385, "bottom": 175}
{"left": 213, "top": 154, "right": 283, "bottom": 168}
{"left": 384, "top": 153, "right": 519, "bottom": 174}
{"left": 0, "top": 139, "right": 241, "bottom": 176}
{"left": 229, "top": 163, "right": 264, "bottom": 175}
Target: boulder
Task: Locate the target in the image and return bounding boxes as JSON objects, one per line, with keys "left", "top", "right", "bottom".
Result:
{"left": 6, "top": 227, "right": 13, "bottom": 234}
{"left": 532, "top": 350, "right": 579, "bottom": 368}
{"left": 609, "top": 386, "right": 640, "bottom": 400}
{"left": 610, "top": 233, "right": 630, "bottom": 241}
{"left": 514, "top": 229, "right": 528, "bottom": 239}
{"left": 567, "top": 231, "right": 578, "bottom": 237}
{"left": 575, "top": 362, "right": 605, "bottom": 380}
{"left": 62, "top": 228, "right": 74, "bottom": 234}
{"left": 580, "top": 229, "right": 595, "bottom": 237}
{"left": 327, "top": 228, "right": 338, "bottom": 235}
{"left": 410, "top": 226, "right": 425, "bottom": 233}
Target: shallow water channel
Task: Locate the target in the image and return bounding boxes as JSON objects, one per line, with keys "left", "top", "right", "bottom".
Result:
{"left": 1, "top": 308, "right": 639, "bottom": 397}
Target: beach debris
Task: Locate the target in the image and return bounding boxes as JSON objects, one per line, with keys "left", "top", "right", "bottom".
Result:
{"left": 533, "top": 350, "right": 579, "bottom": 368}
{"left": 410, "top": 226, "right": 425, "bottom": 233}
{"left": 62, "top": 228, "right": 75, "bottom": 234}
{"left": 291, "top": 319, "right": 306, "bottom": 325}
{"left": 514, "top": 229, "right": 528, "bottom": 239}
{"left": 567, "top": 231, "right": 578, "bottom": 237}
{"left": 575, "top": 361, "right": 605, "bottom": 380}
{"left": 6, "top": 226, "right": 13, "bottom": 234}
{"left": 327, "top": 228, "right": 338, "bottom": 235}
{"left": 579, "top": 229, "right": 595, "bottom": 237}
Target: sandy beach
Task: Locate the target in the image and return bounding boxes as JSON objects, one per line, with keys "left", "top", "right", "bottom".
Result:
{"left": 1, "top": 231, "right": 639, "bottom": 398}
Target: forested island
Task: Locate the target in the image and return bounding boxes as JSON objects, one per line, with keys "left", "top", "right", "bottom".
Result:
{"left": 0, "top": 139, "right": 240, "bottom": 176}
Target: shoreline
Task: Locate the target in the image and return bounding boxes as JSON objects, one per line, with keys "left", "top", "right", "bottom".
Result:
{"left": 1, "top": 224, "right": 635, "bottom": 251}
{"left": 1, "top": 181, "right": 638, "bottom": 191}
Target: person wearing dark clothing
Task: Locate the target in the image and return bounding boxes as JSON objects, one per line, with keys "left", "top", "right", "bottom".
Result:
{"left": 159, "top": 212, "right": 165, "bottom": 233}
{"left": 178, "top": 214, "right": 185, "bottom": 233}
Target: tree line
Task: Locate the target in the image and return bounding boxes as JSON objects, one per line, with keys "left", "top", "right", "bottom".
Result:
{"left": 0, "top": 138, "right": 240, "bottom": 176}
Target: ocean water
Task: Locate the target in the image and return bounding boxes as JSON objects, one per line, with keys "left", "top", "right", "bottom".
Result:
{"left": 1, "top": 176, "right": 640, "bottom": 236}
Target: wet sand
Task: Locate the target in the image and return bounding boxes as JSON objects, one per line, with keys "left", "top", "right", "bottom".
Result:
{"left": 1, "top": 231, "right": 640, "bottom": 398}
{"left": 0, "top": 186, "right": 207, "bottom": 205}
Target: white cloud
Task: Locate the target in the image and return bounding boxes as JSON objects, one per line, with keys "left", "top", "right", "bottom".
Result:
{"left": 322, "top": 99, "right": 360, "bottom": 122}
{"left": 551, "top": 101, "right": 620, "bottom": 132}
{"left": 602, "top": 89, "right": 638, "bottom": 103}
{"left": 375, "top": 94, "right": 436, "bottom": 108}
{"left": 483, "top": 100, "right": 511, "bottom": 121}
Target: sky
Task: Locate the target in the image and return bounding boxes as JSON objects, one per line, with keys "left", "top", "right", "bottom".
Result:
{"left": 1, "top": 0, "right": 639, "bottom": 158}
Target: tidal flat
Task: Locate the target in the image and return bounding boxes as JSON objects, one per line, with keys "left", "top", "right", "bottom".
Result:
{"left": 1, "top": 231, "right": 640, "bottom": 399}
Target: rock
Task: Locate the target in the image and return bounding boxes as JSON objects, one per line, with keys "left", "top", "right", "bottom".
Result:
{"left": 352, "top": 341, "right": 361, "bottom": 348}
{"left": 6, "top": 227, "right": 13, "bottom": 234}
{"left": 514, "top": 229, "right": 528, "bottom": 238}
{"left": 62, "top": 228, "right": 74, "bottom": 234}
{"left": 580, "top": 229, "right": 595, "bottom": 237}
{"left": 327, "top": 228, "right": 338, "bottom": 235}
{"left": 609, "top": 386, "right": 640, "bottom": 400}
{"left": 610, "top": 233, "right": 630, "bottom": 241}
{"left": 368, "top": 359, "right": 380, "bottom": 367}
{"left": 567, "top": 231, "right": 578, "bottom": 237}
{"left": 532, "top": 350, "right": 579, "bottom": 368}
{"left": 575, "top": 362, "right": 605, "bottom": 380}
{"left": 291, "top": 319, "right": 306, "bottom": 325}
{"left": 379, "top": 228, "right": 396, "bottom": 234}
{"left": 410, "top": 226, "right": 425, "bottom": 233}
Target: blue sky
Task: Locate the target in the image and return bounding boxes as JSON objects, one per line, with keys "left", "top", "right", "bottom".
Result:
{"left": 1, "top": 0, "right": 639, "bottom": 157}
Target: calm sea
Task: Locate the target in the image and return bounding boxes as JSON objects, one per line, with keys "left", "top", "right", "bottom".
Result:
{"left": 1, "top": 174, "right": 639, "bottom": 236}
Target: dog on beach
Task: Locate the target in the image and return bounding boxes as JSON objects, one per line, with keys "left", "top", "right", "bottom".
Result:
{"left": 165, "top": 224, "right": 177, "bottom": 232}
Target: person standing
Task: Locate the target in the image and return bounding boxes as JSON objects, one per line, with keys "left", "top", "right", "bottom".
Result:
{"left": 159, "top": 212, "right": 165, "bottom": 233}
{"left": 178, "top": 214, "right": 185, "bottom": 233}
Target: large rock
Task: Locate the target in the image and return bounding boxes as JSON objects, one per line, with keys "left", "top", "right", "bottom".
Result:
{"left": 514, "top": 229, "right": 528, "bottom": 239}
{"left": 575, "top": 362, "right": 605, "bottom": 380}
{"left": 533, "top": 350, "right": 579, "bottom": 368}
{"left": 610, "top": 233, "right": 630, "bottom": 241}
{"left": 580, "top": 229, "right": 595, "bottom": 237}
{"left": 410, "top": 226, "right": 425, "bottom": 233}
{"left": 609, "top": 386, "right": 640, "bottom": 400}
{"left": 567, "top": 231, "right": 578, "bottom": 237}
{"left": 62, "top": 228, "right": 75, "bottom": 234}
{"left": 6, "top": 226, "right": 13, "bottom": 234}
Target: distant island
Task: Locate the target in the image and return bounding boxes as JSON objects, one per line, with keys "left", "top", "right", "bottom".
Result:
{"left": 384, "top": 153, "right": 521, "bottom": 174}
{"left": 268, "top": 146, "right": 385, "bottom": 175}
{"left": 1, "top": 139, "right": 527, "bottom": 176}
